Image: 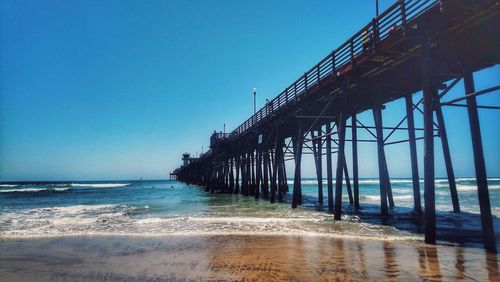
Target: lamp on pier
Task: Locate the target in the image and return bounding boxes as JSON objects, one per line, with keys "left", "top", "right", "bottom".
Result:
{"left": 253, "top": 87, "right": 257, "bottom": 114}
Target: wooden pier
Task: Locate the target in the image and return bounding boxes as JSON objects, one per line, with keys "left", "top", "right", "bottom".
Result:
{"left": 172, "top": 0, "right": 499, "bottom": 252}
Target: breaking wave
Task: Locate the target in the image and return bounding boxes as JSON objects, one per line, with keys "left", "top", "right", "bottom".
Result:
{"left": 0, "top": 204, "right": 417, "bottom": 240}
{"left": 0, "top": 187, "right": 70, "bottom": 193}
{"left": 362, "top": 195, "right": 414, "bottom": 201}
{"left": 71, "top": 183, "right": 130, "bottom": 188}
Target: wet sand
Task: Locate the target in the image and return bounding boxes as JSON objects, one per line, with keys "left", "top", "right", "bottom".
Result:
{"left": 0, "top": 235, "right": 498, "bottom": 281}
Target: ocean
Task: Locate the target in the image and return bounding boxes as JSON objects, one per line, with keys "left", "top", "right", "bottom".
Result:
{"left": 1, "top": 178, "right": 499, "bottom": 242}
{"left": 1, "top": 178, "right": 499, "bottom": 280}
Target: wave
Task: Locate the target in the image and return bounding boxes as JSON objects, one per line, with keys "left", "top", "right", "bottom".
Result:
{"left": 0, "top": 187, "right": 70, "bottom": 193}
{"left": 0, "top": 184, "right": 18, "bottom": 187}
{"left": 0, "top": 205, "right": 419, "bottom": 242}
{"left": 362, "top": 195, "right": 414, "bottom": 201}
{"left": 38, "top": 204, "right": 119, "bottom": 213}
{"left": 71, "top": 183, "right": 130, "bottom": 188}
{"left": 456, "top": 184, "right": 500, "bottom": 192}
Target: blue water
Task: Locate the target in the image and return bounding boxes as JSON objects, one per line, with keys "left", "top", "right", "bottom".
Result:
{"left": 1, "top": 178, "right": 499, "bottom": 246}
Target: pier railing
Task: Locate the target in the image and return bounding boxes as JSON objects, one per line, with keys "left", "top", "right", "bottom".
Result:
{"left": 210, "top": 132, "right": 231, "bottom": 148}
{"left": 231, "top": 0, "right": 438, "bottom": 139}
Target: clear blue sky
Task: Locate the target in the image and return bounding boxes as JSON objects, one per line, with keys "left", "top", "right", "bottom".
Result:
{"left": 1, "top": 0, "right": 498, "bottom": 181}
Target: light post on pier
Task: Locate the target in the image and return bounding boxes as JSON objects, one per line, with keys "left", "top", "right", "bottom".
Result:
{"left": 253, "top": 87, "right": 257, "bottom": 114}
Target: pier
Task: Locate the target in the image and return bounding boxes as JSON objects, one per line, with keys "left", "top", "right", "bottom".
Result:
{"left": 173, "top": 0, "right": 499, "bottom": 252}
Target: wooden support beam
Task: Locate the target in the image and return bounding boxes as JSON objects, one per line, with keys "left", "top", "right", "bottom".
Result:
{"left": 292, "top": 121, "right": 303, "bottom": 208}
{"left": 334, "top": 111, "right": 347, "bottom": 220}
{"left": 250, "top": 149, "right": 256, "bottom": 196}
{"left": 444, "top": 104, "right": 500, "bottom": 110}
{"left": 242, "top": 151, "right": 249, "bottom": 196}
{"left": 224, "top": 158, "right": 229, "bottom": 192}
{"left": 270, "top": 127, "right": 279, "bottom": 203}
{"left": 374, "top": 107, "right": 395, "bottom": 208}
{"left": 373, "top": 106, "right": 389, "bottom": 217}
{"left": 281, "top": 145, "right": 289, "bottom": 194}
{"left": 229, "top": 156, "right": 234, "bottom": 193}
{"left": 234, "top": 153, "right": 240, "bottom": 194}
{"left": 255, "top": 146, "right": 262, "bottom": 199}
{"left": 422, "top": 36, "right": 436, "bottom": 244}
{"left": 311, "top": 128, "right": 324, "bottom": 205}
{"left": 343, "top": 156, "right": 353, "bottom": 205}
{"left": 440, "top": 84, "right": 500, "bottom": 106}
{"left": 262, "top": 144, "right": 269, "bottom": 197}
{"left": 463, "top": 68, "right": 496, "bottom": 253}
{"left": 277, "top": 143, "right": 286, "bottom": 202}
{"left": 326, "top": 122, "right": 334, "bottom": 213}
{"left": 435, "top": 94, "right": 460, "bottom": 212}
{"left": 352, "top": 114, "right": 360, "bottom": 209}
{"left": 384, "top": 156, "right": 394, "bottom": 208}
{"left": 405, "top": 95, "right": 422, "bottom": 214}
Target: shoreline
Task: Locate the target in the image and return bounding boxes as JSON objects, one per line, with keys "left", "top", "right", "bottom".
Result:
{"left": 0, "top": 230, "right": 425, "bottom": 243}
{"left": 1, "top": 234, "right": 498, "bottom": 281}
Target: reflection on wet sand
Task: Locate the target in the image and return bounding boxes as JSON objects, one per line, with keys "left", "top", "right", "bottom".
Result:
{"left": 487, "top": 251, "right": 500, "bottom": 282}
{"left": 0, "top": 235, "right": 498, "bottom": 281}
{"left": 418, "top": 246, "right": 442, "bottom": 281}
{"left": 383, "top": 241, "right": 399, "bottom": 280}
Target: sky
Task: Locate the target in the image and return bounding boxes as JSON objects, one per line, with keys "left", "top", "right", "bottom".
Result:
{"left": 1, "top": 0, "right": 498, "bottom": 181}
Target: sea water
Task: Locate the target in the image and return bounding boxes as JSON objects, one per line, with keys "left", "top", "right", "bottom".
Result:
{"left": 1, "top": 178, "right": 499, "bottom": 246}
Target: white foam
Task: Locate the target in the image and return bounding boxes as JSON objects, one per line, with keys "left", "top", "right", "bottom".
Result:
{"left": 455, "top": 184, "right": 500, "bottom": 192}
{"left": 0, "top": 184, "right": 18, "bottom": 187}
{"left": 455, "top": 177, "right": 478, "bottom": 181}
{"left": 363, "top": 195, "right": 413, "bottom": 201}
{"left": 53, "top": 188, "right": 70, "bottom": 191}
{"left": 0, "top": 211, "right": 420, "bottom": 243}
{"left": 0, "top": 187, "right": 70, "bottom": 193}
{"left": 0, "top": 188, "right": 46, "bottom": 193}
{"left": 394, "top": 195, "right": 414, "bottom": 200}
{"left": 71, "top": 183, "right": 130, "bottom": 188}
{"left": 42, "top": 204, "right": 118, "bottom": 213}
{"left": 186, "top": 216, "right": 322, "bottom": 223}
{"left": 0, "top": 188, "right": 47, "bottom": 193}
{"left": 359, "top": 179, "right": 380, "bottom": 184}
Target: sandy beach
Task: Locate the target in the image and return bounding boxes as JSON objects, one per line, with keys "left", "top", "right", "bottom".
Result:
{"left": 1, "top": 235, "right": 498, "bottom": 281}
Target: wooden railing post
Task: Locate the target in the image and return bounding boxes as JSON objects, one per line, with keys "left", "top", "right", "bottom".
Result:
{"left": 331, "top": 52, "right": 336, "bottom": 74}
{"left": 372, "top": 19, "right": 379, "bottom": 45}
{"left": 304, "top": 72, "right": 308, "bottom": 92}
{"left": 350, "top": 39, "right": 354, "bottom": 61}
{"left": 317, "top": 65, "right": 320, "bottom": 84}
{"left": 400, "top": 0, "right": 407, "bottom": 27}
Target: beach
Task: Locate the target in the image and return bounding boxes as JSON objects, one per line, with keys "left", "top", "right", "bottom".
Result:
{"left": 1, "top": 235, "right": 498, "bottom": 281}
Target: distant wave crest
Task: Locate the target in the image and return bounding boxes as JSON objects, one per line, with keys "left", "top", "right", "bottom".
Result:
{"left": 71, "top": 183, "right": 130, "bottom": 188}
{"left": 0, "top": 187, "right": 70, "bottom": 193}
